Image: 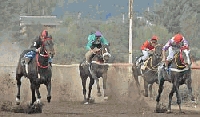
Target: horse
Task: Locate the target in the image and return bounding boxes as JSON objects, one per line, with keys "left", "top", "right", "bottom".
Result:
{"left": 155, "top": 47, "right": 196, "bottom": 113}
{"left": 132, "top": 44, "right": 163, "bottom": 98}
{"left": 79, "top": 44, "right": 111, "bottom": 104}
{"left": 15, "top": 36, "right": 55, "bottom": 105}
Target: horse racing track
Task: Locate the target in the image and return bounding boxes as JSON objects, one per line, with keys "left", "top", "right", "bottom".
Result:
{"left": 0, "top": 64, "right": 200, "bottom": 117}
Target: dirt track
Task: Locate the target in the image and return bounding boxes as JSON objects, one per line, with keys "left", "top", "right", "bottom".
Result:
{"left": 0, "top": 64, "right": 200, "bottom": 117}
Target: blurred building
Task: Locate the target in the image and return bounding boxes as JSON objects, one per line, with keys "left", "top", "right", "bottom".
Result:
{"left": 19, "top": 15, "right": 62, "bottom": 36}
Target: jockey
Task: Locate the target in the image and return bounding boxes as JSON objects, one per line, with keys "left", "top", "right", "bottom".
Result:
{"left": 84, "top": 31, "right": 109, "bottom": 65}
{"left": 22, "top": 30, "right": 52, "bottom": 75}
{"left": 162, "top": 33, "right": 190, "bottom": 69}
{"left": 136, "top": 35, "right": 158, "bottom": 66}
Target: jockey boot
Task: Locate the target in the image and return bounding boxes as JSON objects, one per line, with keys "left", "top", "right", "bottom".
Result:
{"left": 81, "top": 50, "right": 93, "bottom": 66}
{"left": 136, "top": 57, "right": 143, "bottom": 66}
{"left": 165, "top": 60, "right": 169, "bottom": 68}
{"left": 24, "top": 58, "right": 30, "bottom": 76}
{"left": 164, "top": 60, "right": 170, "bottom": 72}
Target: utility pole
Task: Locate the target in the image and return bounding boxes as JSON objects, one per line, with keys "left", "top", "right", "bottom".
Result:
{"left": 128, "top": 0, "right": 133, "bottom": 64}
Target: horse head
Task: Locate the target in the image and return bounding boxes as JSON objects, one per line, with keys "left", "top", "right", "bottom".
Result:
{"left": 150, "top": 44, "right": 163, "bottom": 66}
{"left": 154, "top": 44, "right": 163, "bottom": 59}
{"left": 94, "top": 43, "right": 111, "bottom": 63}
{"left": 36, "top": 36, "right": 55, "bottom": 68}
{"left": 101, "top": 43, "right": 111, "bottom": 63}
{"left": 40, "top": 36, "right": 55, "bottom": 59}
{"left": 174, "top": 48, "right": 191, "bottom": 69}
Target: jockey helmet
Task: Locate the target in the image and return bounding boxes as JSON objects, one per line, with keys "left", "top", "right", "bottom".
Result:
{"left": 41, "top": 30, "right": 48, "bottom": 38}
{"left": 151, "top": 35, "right": 158, "bottom": 43}
{"left": 95, "top": 31, "right": 102, "bottom": 37}
{"left": 174, "top": 34, "right": 183, "bottom": 43}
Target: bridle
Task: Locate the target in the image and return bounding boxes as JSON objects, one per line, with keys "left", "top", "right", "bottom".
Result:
{"left": 36, "top": 37, "right": 52, "bottom": 69}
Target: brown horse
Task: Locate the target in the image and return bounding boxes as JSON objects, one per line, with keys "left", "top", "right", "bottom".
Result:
{"left": 132, "top": 44, "right": 163, "bottom": 98}
{"left": 155, "top": 48, "right": 195, "bottom": 113}
{"left": 15, "top": 36, "right": 55, "bottom": 105}
{"left": 79, "top": 44, "right": 111, "bottom": 104}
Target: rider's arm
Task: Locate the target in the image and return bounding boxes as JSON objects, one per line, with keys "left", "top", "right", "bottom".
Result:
{"left": 140, "top": 40, "right": 149, "bottom": 50}
{"left": 182, "top": 37, "right": 189, "bottom": 49}
{"left": 162, "top": 39, "right": 172, "bottom": 61}
{"left": 29, "top": 37, "right": 41, "bottom": 52}
{"left": 162, "top": 39, "right": 172, "bottom": 51}
{"left": 85, "top": 35, "right": 94, "bottom": 50}
{"left": 100, "top": 36, "right": 109, "bottom": 45}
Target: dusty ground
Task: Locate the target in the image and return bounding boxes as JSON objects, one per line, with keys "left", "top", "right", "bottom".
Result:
{"left": 0, "top": 64, "right": 200, "bottom": 117}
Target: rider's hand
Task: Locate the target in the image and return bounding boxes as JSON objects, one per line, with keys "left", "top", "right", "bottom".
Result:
{"left": 161, "top": 57, "right": 166, "bottom": 62}
{"left": 36, "top": 47, "right": 41, "bottom": 53}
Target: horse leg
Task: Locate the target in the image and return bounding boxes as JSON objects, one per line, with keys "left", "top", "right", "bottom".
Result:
{"left": 156, "top": 66, "right": 165, "bottom": 107}
{"left": 156, "top": 79, "right": 164, "bottom": 108}
{"left": 86, "top": 77, "right": 94, "bottom": 104}
{"left": 132, "top": 68, "right": 140, "bottom": 95}
{"left": 96, "top": 78, "right": 102, "bottom": 97}
{"left": 81, "top": 76, "right": 87, "bottom": 102}
{"left": 46, "top": 81, "right": 52, "bottom": 103}
{"left": 186, "top": 77, "right": 195, "bottom": 101}
{"left": 143, "top": 80, "right": 148, "bottom": 97}
{"left": 175, "top": 84, "right": 183, "bottom": 113}
{"left": 35, "top": 78, "right": 41, "bottom": 104}
{"left": 167, "top": 84, "right": 176, "bottom": 113}
{"left": 30, "top": 82, "right": 36, "bottom": 105}
{"left": 16, "top": 74, "right": 23, "bottom": 105}
{"left": 156, "top": 67, "right": 165, "bottom": 112}
{"left": 102, "top": 73, "right": 108, "bottom": 100}
{"left": 149, "top": 84, "right": 153, "bottom": 99}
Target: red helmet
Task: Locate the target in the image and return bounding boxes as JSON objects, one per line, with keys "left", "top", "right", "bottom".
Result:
{"left": 151, "top": 35, "right": 158, "bottom": 41}
{"left": 174, "top": 34, "right": 183, "bottom": 43}
{"left": 41, "top": 30, "right": 48, "bottom": 38}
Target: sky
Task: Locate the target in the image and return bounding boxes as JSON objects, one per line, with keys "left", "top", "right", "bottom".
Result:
{"left": 52, "top": 0, "right": 162, "bottom": 20}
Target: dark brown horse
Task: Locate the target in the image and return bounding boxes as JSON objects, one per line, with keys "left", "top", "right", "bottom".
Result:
{"left": 79, "top": 44, "right": 111, "bottom": 104}
{"left": 155, "top": 48, "right": 195, "bottom": 113}
{"left": 132, "top": 44, "right": 163, "bottom": 98}
{"left": 16, "top": 37, "right": 55, "bottom": 105}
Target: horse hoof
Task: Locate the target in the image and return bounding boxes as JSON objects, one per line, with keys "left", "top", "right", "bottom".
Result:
{"left": 47, "top": 96, "right": 51, "bottom": 103}
{"left": 167, "top": 109, "right": 171, "bottom": 113}
{"left": 36, "top": 99, "right": 41, "bottom": 104}
{"left": 89, "top": 97, "right": 95, "bottom": 103}
{"left": 144, "top": 94, "right": 148, "bottom": 97}
{"left": 84, "top": 102, "right": 89, "bottom": 105}
{"left": 16, "top": 102, "right": 20, "bottom": 105}
{"left": 97, "top": 93, "right": 102, "bottom": 97}
{"left": 16, "top": 98, "right": 20, "bottom": 105}
{"left": 104, "top": 96, "right": 108, "bottom": 100}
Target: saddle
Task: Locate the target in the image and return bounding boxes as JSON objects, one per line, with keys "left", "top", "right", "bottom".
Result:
{"left": 140, "top": 57, "right": 151, "bottom": 70}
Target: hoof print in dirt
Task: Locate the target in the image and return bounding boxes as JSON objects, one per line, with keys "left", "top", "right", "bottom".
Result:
{"left": 154, "top": 103, "right": 167, "bottom": 113}
{"left": 1, "top": 101, "right": 13, "bottom": 112}
{"left": 24, "top": 103, "right": 44, "bottom": 114}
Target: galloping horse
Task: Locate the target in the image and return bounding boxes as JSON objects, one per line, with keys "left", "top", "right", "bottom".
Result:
{"left": 79, "top": 44, "right": 111, "bottom": 104}
{"left": 16, "top": 36, "right": 55, "bottom": 105}
{"left": 156, "top": 48, "right": 195, "bottom": 113}
{"left": 132, "top": 44, "right": 163, "bottom": 98}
